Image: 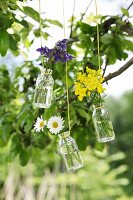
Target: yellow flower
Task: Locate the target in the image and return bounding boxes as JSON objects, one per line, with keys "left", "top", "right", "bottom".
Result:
{"left": 75, "top": 82, "right": 82, "bottom": 95}
{"left": 78, "top": 95, "right": 83, "bottom": 101}
{"left": 88, "top": 91, "right": 91, "bottom": 96}
{"left": 75, "top": 67, "right": 106, "bottom": 101}
{"left": 77, "top": 72, "right": 86, "bottom": 82}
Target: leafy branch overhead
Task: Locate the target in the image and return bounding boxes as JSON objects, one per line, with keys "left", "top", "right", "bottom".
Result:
{"left": 0, "top": 0, "right": 133, "bottom": 165}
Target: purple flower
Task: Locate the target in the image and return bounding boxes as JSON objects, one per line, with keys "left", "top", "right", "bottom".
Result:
{"left": 55, "top": 39, "right": 68, "bottom": 51}
{"left": 36, "top": 39, "right": 74, "bottom": 64}
{"left": 52, "top": 50, "right": 73, "bottom": 63}
{"left": 62, "top": 52, "right": 74, "bottom": 62}
{"left": 36, "top": 46, "right": 52, "bottom": 56}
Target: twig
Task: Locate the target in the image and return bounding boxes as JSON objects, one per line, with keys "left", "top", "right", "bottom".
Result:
{"left": 103, "top": 57, "right": 133, "bottom": 82}
{"left": 127, "top": 1, "right": 133, "bottom": 10}
{"left": 80, "top": 0, "right": 94, "bottom": 22}
{"left": 70, "top": 0, "right": 94, "bottom": 38}
{"left": 121, "top": 1, "right": 133, "bottom": 18}
{"left": 102, "top": 59, "right": 108, "bottom": 76}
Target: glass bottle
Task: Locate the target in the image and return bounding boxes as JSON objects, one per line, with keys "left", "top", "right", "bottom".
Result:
{"left": 59, "top": 131, "right": 83, "bottom": 172}
{"left": 92, "top": 105, "right": 115, "bottom": 143}
{"left": 33, "top": 68, "right": 54, "bottom": 108}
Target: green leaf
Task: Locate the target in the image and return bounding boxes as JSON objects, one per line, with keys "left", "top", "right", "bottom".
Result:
{"left": 43, "top": 104, "right": 58, "bottom": 120}
{"left": 0, "top": 30, "right": 9, "bottom": 56}
{"left": 9, "top": 34, "right": 17, "bottom": 51}
{"left": 22, "top": 6, "right": 40, "bottom": 22}
{"left": 112, "top": 38, "right": 128, "bottom": 61}
{"left": 113, "top": 38, "right": 122, "bottom": 60}
{"left": 78, "top": 22, "right": 96, "bottom": 35}
{"left": 89, "top": 55, "right": 103, "bottom": 67}
{"left": 124, "top": 39, "right": 133, "bottom": 51}
{"left": 104, "top": 46, "right": 116, "bottom": 65}
{"left": 20, "top": 19, "right": 29, "bottom": 28}
{"left": 101, "top": 34, "right": 113, "bottom": 45}
{"left": 19, "top": 150, "right": 29, "bottom": 166}
{"left": 121, "top": 7, "right": 129, "bottom": 17}
{"left": 24, "top": 114, "right": 34, "bottom": 134}
{"left": 45, "top": 19, "right": 63, "bottom": 28}
{"left": 43, "top": 32, "right": 50, "bottom": 40}
{"left": 76, "top": 108, "right": 91, "bottom": 123}
{"left": 78, "top": 34, "right": 93, "bottom": 48}
{"left": 0, "top": 14, "right": 14, "bottom": 29}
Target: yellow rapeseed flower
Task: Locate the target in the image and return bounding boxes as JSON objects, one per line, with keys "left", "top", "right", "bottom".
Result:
{"left": 75, "top": 67, "right": 106, "bottom": 101}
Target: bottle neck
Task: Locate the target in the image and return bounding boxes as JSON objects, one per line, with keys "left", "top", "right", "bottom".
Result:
{"left": 93, "top": 102, "right": 104, "bottom": 109}
{"left": 58, "top": 131, "right": 70, "bottom": 139}
{"left": 41, "top": 68, "right": 52, "bottom": 75}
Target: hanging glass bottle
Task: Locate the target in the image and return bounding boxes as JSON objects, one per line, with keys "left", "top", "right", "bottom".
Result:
{"left": 59, "top": 131, "right": 83, "bottom": 172}
{"left": 92, "top": 104, "right": 115, "bottom": 143}
{"left": 33, "top": 68, "right": 54, "bottom": 108}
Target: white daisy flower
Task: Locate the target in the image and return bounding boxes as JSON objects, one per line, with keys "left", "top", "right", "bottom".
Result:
{"left": 47, "top": 116, "right": 64, "bottom": 134}
{"left": 34, "top": 116, "right": 47, "bottom": 132}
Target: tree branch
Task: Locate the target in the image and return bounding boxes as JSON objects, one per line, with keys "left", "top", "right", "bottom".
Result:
{"left": 79, "top": 0, "right": 94, "bottom": 22}
{"left": 103, "top": 57, "right": 133, "bottom": 82}
{"left": 127, "top": 1, "right": 133, "bottom": 10}
{"left": 121, "top": 1, "right": 133, "bottom": 18}
{"left": 70, "top": 0, "right": 94, "bottom": 38}
{"left": 102, "top": 59, "right": 109, "bottom": 76}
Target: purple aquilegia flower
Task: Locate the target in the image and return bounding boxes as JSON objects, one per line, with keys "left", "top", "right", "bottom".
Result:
{"left": 36, "top": 46, "right": 52, "bottom": 56}
{"left": 61, "top": 52, "right": 73, "bottom": 62}
{"left": 47, "top": 48, "right": 73, "bottom": 63}
{"left": 55, "top": 39, "right": 68, "bottom": 51}
{"left": 52, "top": 51, "right": 61, "bottom": 63}
{"left": 36, "top": 39, "right": 74, "bottom": 64}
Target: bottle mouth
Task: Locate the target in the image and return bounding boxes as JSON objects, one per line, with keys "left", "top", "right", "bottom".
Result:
{"left": 41, "top": 68, "right": 52, "bottom": 74}
{"left": 93, "top": 104, "right": 104, "bottom": 109}
{"left": 58, "top": 131, "right": 70, "bottom": 138}
{"left": 95, "top": 105, "right": 104, "bottom": 109}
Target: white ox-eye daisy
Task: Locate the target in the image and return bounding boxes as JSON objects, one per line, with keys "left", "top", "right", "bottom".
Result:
{"left": 47, "top": 116, "right": 64, "bottom": 134}
{"left": 34, "top": 116, "right": 46, "bottom": 132}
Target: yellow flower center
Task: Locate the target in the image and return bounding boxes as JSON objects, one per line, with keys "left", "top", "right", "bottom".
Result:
{"left": 52, "top": 122, "right": 58, "bottom": 128}
{"left": 40, "top": 121, "right": 44, "bottom": 127}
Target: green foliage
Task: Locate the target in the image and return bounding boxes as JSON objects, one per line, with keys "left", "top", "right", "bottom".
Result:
{"left": 44, "top": 19, "right": 63, "bottom": 28}
{"left": 0, "top": 0, "right": 132, "bottom": 171}
{"left": 75, "top": 15, "right": 132, "bottom": 66}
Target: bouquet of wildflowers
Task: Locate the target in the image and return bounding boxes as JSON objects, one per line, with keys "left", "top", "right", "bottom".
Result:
{"left": 75, "top": 67, "right": 106, "bottom": 105}
{"left": 37, "top": 39, "right": 73, "bottom": 66}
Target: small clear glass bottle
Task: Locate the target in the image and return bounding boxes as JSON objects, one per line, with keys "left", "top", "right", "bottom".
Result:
{"left": 33, "top": 68, "right": 54, "bottom": 108}
{"left": 92, "top": 104, "right": 115, "bottom": 143}
{"left": 59, "top": 131, "right": 83, "bottom": 172}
